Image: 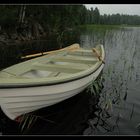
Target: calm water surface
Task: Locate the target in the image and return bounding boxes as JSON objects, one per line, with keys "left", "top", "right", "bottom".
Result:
{"left": 0, "top": 26, "right": 140, "bottom": 135}
{"left": 80, "top": 26, "right": 140, "bottom": 135}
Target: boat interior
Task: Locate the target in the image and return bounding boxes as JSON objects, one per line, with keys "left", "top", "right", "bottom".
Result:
{"left": 0, "top": 46, "right": 102, "bottom": 79}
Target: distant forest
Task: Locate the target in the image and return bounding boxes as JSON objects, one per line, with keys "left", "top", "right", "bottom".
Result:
{"left": 0, "top": 5, "right": 140, "bottom": 41}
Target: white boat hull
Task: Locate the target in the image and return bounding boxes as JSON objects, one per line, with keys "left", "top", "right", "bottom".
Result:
{"left": 0, "top": 64, "right": 104, "bottom": 120}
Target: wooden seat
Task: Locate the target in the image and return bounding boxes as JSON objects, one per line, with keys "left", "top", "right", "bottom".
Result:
{"left": 32, "top": 63, "right": 87, "bottom": 74}
{"left": 52, "top": 56, "right": 98, "bottom": 64}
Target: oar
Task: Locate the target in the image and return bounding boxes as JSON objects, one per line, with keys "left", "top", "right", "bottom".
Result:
{"left": 92, "top": 48, "right": 105, "bottom": 64}
{"left": 21, "top": 44, "right": 80, "bottom": 59}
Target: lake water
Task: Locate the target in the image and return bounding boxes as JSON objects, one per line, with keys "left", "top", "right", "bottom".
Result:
{"left": 0, "top": 26, "right": 140, "bottom": 135}
{"left": 80, "top": 26, "right": 140, "bottom": 135}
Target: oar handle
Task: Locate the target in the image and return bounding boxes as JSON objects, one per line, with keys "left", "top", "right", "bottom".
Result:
{"left": 92, "top": 48, "right": 105, "bottom": 64}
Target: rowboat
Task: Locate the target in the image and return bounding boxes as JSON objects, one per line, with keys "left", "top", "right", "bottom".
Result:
{"left": 0, "top": 43, "right": 105, "bottom": 121}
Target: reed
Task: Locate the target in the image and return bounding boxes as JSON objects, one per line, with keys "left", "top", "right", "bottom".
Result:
{"left": 18, "top": 113, "right": 56, "bottom": 134}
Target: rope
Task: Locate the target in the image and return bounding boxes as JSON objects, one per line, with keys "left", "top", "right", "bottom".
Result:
{"left": 92, "top": 48, "right": 105, "bottom": 64}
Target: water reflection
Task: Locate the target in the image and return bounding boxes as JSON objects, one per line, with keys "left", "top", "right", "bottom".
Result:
{"left": 80, "top": 26, "right": 140, "bottom": 135}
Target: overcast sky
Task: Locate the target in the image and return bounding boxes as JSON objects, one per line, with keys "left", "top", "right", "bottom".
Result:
{"left": 85, "top": 4, "right": 140, "bottom": 16}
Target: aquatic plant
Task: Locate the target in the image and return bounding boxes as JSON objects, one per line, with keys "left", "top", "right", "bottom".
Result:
{"left": 84, "top": 27, "right": 139, "bottom": 135}
{"left": 18, "top": 114, "right": 38, "bottom": 133}
{"left": 18, "top": 113, "right": 55, "bottom": 134}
